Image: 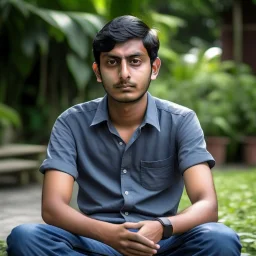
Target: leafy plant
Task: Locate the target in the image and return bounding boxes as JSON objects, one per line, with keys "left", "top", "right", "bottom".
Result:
{"left": 0, "top": 103, "right": 21, "bottom": 128}
{"left": 0, "top": 0, "right": 104, "bottom": 143}
{"left": 0, "top": 0, "right": 187, "bottom": 144}
{"left": 0, "top": 240, "right": 7, "bottom": 256}
{"left": 150, "top": 47, "right": 239, "bottom": 138}
{"left": 179, "top": 169, "right": 256, "bottom": 255}
{"left": 0, "top": 103, "right": 22, "bottom": 144}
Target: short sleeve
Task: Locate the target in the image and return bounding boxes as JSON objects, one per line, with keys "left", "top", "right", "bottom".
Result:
{"left": 39, "top": 114, "right": 78, "bottom": 179}
{"left": 177, "top": 111, "right": 215, "bottom": 174}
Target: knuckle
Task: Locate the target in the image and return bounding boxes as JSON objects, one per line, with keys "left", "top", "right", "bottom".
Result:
{"left": 120, "top": 240, "right": 127, "bottom": 248}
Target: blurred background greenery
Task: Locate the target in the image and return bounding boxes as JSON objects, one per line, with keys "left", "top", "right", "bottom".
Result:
{"left": 0, "top": 0, "right": 256, "bottom": 165}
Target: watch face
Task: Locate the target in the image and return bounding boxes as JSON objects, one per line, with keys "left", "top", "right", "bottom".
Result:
{"left": 163, "top": 223, "right": 173, "bottom": 238}
{"left": 156, "top": 217, "right": 173, "bottom": 239}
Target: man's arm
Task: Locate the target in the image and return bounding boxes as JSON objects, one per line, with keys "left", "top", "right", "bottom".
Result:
{"left": 137, "top": 162, "right": 218, "bottom": 241}
{"left": 169, "top": 162, "right": 218, "bottom": 233}
{"left": 42, "top": 170, "right": 160, "bottom": 256}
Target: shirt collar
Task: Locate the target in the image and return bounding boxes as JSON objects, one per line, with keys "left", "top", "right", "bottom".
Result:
{"left": 90, "top": 95, "right": 109, "bottom": 126}
{"left": 144, "top": 92, "right": 160, "bottom": 131}
{"left": 90, "top": 92, "right": 160, "bottom": 132}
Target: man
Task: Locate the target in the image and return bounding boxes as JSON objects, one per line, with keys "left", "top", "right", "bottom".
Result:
{"left": 7, "top": 15, "right": 241, "bottom": 256}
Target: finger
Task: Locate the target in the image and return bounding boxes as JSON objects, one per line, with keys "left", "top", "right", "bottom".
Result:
{"left": 124, "top": 222, "right": 143, "bottom": 229}
{"left": 124, "top": 242, "right": 157, "bottom": 255}
{"left": 128, "top": 232, "right": 160, "bottom": 250}
{"left": 125, "top": 247, "right": 155, "bottom": 256}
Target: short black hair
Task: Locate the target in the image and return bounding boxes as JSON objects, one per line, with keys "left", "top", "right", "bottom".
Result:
{"left": 92, "top": 15, "right": 159, "bottom": 65}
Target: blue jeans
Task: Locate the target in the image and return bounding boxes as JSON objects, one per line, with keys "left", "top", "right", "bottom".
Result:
{"left": 7, "top": 222, "right": 241, "bottom": 256}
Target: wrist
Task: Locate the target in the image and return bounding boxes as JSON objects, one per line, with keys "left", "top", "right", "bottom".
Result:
{"left": 93, "top": 221, "right": 116, "bottom": 244}
{"left": 155, "top": 217, "right": 173, "bottom": 239}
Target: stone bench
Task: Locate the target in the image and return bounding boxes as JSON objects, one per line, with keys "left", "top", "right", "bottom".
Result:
{"left": 0, "top": 144, "right": 46, "bottom": 185}
{"left": 0, "top": 159, "right": 40, "bottom": 185}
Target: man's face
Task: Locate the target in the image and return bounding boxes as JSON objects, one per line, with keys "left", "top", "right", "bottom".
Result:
{"left": 93, "top": 39, "right": 160, "bottom": 103}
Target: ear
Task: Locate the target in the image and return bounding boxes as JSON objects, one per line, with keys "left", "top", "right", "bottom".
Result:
{"left": 92, "top": 62, "right": 102, "bottom": 82}
{"left": 151, "top": 57, "right": 161, "bottom": 80}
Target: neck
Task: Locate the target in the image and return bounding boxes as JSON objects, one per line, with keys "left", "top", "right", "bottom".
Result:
{"left": 108, "top": 93, "right": 148, "bottom": 128}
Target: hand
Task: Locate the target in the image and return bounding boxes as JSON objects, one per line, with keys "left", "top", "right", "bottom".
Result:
{"left": 137, "top": 220, "right": 163, "bottom": 244}
{"left": 105, "top": 222, "right": 160, "bottom": 256}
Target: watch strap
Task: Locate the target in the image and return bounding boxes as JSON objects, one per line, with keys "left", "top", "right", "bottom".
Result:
{"left": 155, "top": 217, "right": 173, "bottom": 239}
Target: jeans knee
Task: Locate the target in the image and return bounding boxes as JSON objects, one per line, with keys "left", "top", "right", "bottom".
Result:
{"left": 7, "top": 223, "right": 41, "bottom": 255}
{"left": 196, "top": 223, "right": 242, "bottom": 255}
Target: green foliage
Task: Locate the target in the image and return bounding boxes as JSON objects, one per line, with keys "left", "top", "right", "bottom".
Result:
{"left": 151, "top": 47, "right": 236, "bottom": 137}
{"left": 0, "top": 0, "right": 186, "bottom": 144}
{"left": 150, "top": 46, "right": 256, "bottom": 139}
{"left": 0, "top": 0, "right": 104, "bottom": 143}
{"left": 1, "top": 0, "right": 256, "bottom": 145}
{"left": 179, "top": 169, "right": 256, "bottom": 255}
{"left": 0, "top": 240, "right": 7, "bottom": 256}
{"left": 0, "top": 103, "right": 22, "bottom": 144}
{"left": 0, "top": 104, "right": 21, "bottom": 128}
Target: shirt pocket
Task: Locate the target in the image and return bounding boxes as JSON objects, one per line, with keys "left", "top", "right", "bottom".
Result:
{"left": 140, "top": 155, "right": 174, "bottom": 191}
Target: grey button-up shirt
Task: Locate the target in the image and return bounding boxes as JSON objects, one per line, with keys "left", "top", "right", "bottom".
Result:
{"left": 40, "top": 92, "right": 215, "bottom": 223}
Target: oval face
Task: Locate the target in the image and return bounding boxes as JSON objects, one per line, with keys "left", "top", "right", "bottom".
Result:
{"left": 98, "top": 39, "right": 153, "bottom": 104}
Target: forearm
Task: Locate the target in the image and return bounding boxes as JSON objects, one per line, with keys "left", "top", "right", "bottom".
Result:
{"left": 42, "top": 203, "right": 160, "bottom": 255}
{"left": 169, "top": 199, "right": 218, "bottom": 235}
{"left": 42, "top": 202, "right": 113, "bottom": 243}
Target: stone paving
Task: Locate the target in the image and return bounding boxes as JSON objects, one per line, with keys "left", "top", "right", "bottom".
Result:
{"left": 0, "top": 175, "right": 78, "bottom": 241}
{"left": 0, "top": 180, "right": 44, "bottom": 241}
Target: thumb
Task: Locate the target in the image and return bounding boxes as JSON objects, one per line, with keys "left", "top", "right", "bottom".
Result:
{"left": 124, "top": 222, "right": 143, "bottom": 230}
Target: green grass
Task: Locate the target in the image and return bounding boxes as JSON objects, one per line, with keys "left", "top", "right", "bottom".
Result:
{"left": 0, "top": 241, "right": 6, "bottom": 256}
{"left": 179, "top": 169, "right": 256, "bottom": 255}
{"left": 0, "top": 169, "right": 255, "bottom": 255}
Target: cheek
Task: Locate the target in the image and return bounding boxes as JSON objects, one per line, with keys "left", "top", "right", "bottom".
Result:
{"left": 101, "top": 72, "right": 116, "bottom": 85}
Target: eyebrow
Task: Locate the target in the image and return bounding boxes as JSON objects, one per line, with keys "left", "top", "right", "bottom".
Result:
{"left": 101, "top": 52, "right": 145, "bottom": 59}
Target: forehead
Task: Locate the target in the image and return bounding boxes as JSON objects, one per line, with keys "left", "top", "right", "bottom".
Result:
{"left": 101, "top": 39, "right": 149, "bottom": 58}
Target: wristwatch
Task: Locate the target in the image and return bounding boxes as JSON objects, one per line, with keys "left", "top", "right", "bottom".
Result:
{"left": 155, "top": 217, "right": 173, "bottom": 239}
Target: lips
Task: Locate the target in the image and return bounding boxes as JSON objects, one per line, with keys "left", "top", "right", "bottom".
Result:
{"left": 115, "top": 84, "right": 135, "bottom": 88}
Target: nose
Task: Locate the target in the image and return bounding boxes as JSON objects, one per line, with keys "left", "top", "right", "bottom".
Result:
{"left": 119, "top": 60, "right": 130, "bottom": 81}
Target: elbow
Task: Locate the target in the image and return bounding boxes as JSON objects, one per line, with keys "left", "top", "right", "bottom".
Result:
{"left": 41, "top": 199, "right": 70, "bottom": 226}
{"left": 42, "top": 207, "right": 55, "bottom": 225}
{"left": 210, "top": 201, "right": 218, "bottom": 222}
{"left": 212, "top": 211, "right": 218, "bottom": 223}
{"left": 41, "top": 201, "right": 61, "bottom": 225}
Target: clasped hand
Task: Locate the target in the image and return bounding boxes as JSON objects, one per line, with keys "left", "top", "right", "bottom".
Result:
{"left": 106, "top": 220, "right": 163, "bottom": 256}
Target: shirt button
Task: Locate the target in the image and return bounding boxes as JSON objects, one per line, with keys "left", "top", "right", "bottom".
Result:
{"left": 119, "top": 142, "right": 123, "bottom": 145}
{"left": 125, "top": 212, "right": 129, "bottom": 216}
{"left": 123, "top": 169, "right": 127, "bottom": 174}
{"left": 124, "top": 191, "right": 129, "bottom": 195}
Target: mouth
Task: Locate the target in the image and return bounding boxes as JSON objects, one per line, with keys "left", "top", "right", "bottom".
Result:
{"left": 115, "top": 84, "right": 135, "bottom": 89}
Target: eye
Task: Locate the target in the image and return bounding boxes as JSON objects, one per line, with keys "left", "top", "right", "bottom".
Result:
{"left": 107, "top": 59, "right": 117, "bottom": 66}
{"left": 130, "top": 58, "right": 141, "bottom": 66}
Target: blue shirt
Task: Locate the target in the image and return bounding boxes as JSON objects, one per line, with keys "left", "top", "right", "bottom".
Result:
{"left": 40, "top": 92, "right": 215, "bottom": 223}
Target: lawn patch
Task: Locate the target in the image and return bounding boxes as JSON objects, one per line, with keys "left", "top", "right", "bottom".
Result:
{"left": 179, "top": 169, "right": 256, "bottom": 255}
{"left": 0, "top": 240, "right": 7, "bottom": 256}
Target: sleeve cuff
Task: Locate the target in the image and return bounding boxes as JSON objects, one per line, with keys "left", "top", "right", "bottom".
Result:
{"left": 180, "top": 153, "right": 215, "bottom": 175}
{"left": 39, "top": 159, "right": 78, "bottom": 180}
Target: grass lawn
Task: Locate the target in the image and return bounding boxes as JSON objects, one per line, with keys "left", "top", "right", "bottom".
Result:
{"left": 0, "top": 169, "right": 255, "bottom": 255}
{"left": 179, "top": 169, "right": 256, "bottom": 255}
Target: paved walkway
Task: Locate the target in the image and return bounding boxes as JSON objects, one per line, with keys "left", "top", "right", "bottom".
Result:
{"left": 0, "top": 175, "right": 78, "bottom": 241}
{"left": 0, "top": 180, "right": 44, "bottom": 240}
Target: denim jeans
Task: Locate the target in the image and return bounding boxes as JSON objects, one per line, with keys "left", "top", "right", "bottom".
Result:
{"left": 7, "top": 222, "right": 241, "bottom": 256}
